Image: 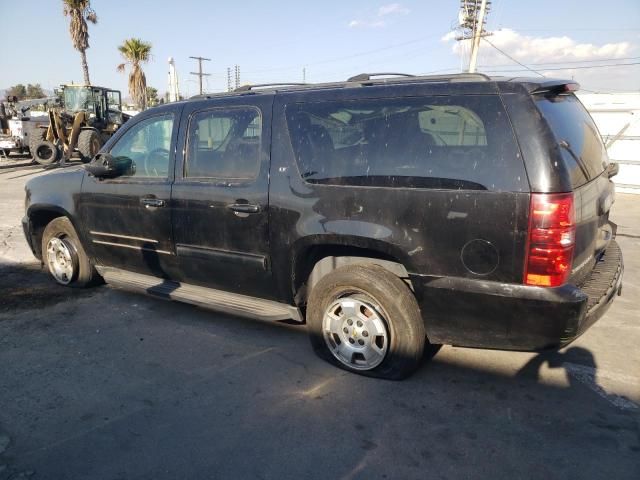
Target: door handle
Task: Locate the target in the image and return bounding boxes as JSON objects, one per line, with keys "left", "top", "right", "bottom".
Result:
{"left": 226, "top": 203, "right": 260, "bottom": 214}
{"left": 141, "top": 197, "right": 166, "bottom": 208}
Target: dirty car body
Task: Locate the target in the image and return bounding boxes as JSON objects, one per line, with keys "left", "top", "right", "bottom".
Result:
{"left": 23, "top": 73, "right": 624, "bottom": 379}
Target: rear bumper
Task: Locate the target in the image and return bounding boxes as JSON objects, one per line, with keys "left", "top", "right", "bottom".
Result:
{"left": 412, "top": 240, "right": 623, "bottom": 350}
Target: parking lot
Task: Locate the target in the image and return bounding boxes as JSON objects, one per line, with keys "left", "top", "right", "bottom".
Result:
{"left": 0, "top": 156, "right": 639, "bottom": 480}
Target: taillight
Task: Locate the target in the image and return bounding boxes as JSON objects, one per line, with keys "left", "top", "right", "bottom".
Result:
{"left": 524, "top": 193, "right": 575, "bottom": 287}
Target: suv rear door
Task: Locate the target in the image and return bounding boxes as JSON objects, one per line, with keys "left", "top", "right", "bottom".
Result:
{"left": 533, "top": 92, "right": 615, "bottom": 284}
{"left": 170, "top": 95, "right": 276, "bottom": 299}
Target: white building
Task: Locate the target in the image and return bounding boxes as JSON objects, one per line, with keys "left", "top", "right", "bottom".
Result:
{"left": 578, "top": 93, "right": 640, "bottom": 194}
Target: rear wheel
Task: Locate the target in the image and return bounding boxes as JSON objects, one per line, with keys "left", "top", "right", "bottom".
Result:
{"left": 307, "top": 264, "right": 426, "bottom": 380}
{"left": 41, "top": 217, "right": 100, "bottom": 287}
{"left": 77, "top": 129, "right": 102, "bottom": 163}
{"left": 33, "top": 140, "right": 60, "bottom": 165}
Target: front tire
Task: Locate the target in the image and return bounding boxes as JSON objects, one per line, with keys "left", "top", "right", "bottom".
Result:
{"left": 307, "top": 264, "right": 426, "bottom": 380}
{"left": 77, "top": 129, "right": 102, "bottom": 163}
{"left": 41, "top": 217, "right": 100, "bottom": 287}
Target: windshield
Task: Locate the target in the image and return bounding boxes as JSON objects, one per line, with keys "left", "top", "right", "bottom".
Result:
{"left": 63, "top": 87, "right": 93, "bottom": 112}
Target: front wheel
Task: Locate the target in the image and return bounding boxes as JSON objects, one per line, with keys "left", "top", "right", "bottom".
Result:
{"left": 307, "top": 264, "right": 426, "bottom": 380}
{"left": 41, "top": 217, "right": 100, "bottom": 287}
{"left": 77, "top": 129, "right": 102, "bottom": 163}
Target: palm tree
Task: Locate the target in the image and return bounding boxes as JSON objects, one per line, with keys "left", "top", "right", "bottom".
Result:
{"left": 117, "top": 38, "right": 152, "bottom": 111}
{"left": 62, "top": 0, "right": 97, "bottom": 85}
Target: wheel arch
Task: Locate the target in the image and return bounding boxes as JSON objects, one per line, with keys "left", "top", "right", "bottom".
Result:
{"left": 291, "top": 239, "right": 414, "bottom": 306}
{"left": 27, "top": 206, "right": 77, "bottom": 260}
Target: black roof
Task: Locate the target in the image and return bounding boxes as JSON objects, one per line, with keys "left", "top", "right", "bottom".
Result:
{"left": 186, "top": 73, "right": 577, "bottom": 102}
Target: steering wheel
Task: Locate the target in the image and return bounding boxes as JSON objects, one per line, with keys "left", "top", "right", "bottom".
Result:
{"left": 143, "top": 148, "right": 169, "bottom": 177}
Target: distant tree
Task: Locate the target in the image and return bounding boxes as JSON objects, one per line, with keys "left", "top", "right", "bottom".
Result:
{"left": 146, "top": 86, "right": 159, "bottom": 107}
{"left": 117, "top": 38, "right": 152, "bottom": 110}
{"left": 6, "top": 84, "right": 27, "bottom": 100}
{"left": 26, "top": 84, "right": 45, "bottom": 99}
{"left": 62, "top": 0, "right": 98, "bottom": 85}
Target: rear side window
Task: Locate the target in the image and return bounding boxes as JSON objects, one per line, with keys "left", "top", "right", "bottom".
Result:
{"left": 535, "top": 94, "right": 607, "bottom": 187}
{"left": 285, "top": 95, "right": 525, "bottom": 191}
{"left": 186, "top": 107, "right": 261, "bottom": 180}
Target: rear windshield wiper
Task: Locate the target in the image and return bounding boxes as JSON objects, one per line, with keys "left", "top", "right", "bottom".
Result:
{"left": 559, "top": 139, "right": 590, "bottom": 181}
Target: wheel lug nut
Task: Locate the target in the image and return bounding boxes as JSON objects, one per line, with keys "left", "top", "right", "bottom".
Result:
{"left": 348, "top": 338, "right": 355, "bottom": 344}
{"left": 343, "top": 327, "right": 349, "bottom": 334}
{"left": 347, "top": 319, "right": 353, "bottom": 326}
{"left": 356, "top": 320, "right": 363, "bottom": 327}
{"left": 362, "top": 331, "right": 369, "bottom": 337}
{"left": 358, "top": 339, "right": 365, "bottom": 346}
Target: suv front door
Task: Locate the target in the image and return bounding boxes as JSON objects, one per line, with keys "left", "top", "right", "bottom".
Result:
{"left": 78, "top": 105, "right": 182, "bottom": 277}
{"left": 171, "top": 96, "right": 276, "bottom": 299}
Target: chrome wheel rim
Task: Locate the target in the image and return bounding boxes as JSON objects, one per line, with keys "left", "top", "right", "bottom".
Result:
{"left": 46, "top": 237, "right": 76, "bottom": 285}
{"left": 322, "top": 295, "right": 389, "bottom": 370}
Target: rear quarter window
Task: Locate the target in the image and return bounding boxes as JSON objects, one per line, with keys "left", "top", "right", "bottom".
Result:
{"left": 534, "top": 94, "right": 608, "bottom": 187}
{"left": 285, "top": 95, "right": 526, "bottom": 191}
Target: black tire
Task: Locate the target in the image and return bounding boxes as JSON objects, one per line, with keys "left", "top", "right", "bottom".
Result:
{"left": 307, "top": 263, "right": 426, "bottom": 380}
{"left": 41, "top": 217, "right": 101, "bottom": 288}
{"left": 77, "top": 129, "right": 102, "bottom": 163}
{"left": 28, "top": 129, "right": 46, "bottom": 158}
{"left": 33, "top": 140, "right": 60, "bottom": 165}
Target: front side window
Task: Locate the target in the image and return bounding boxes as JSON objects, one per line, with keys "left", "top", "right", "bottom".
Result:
{"left": 185, "top": 107, "right": 262, "bottom": 180}
{"left": 110, "top": 113, "right": 174, "bottom": 178}
{"left": 285, "top": 95, "right": 523, "bottom": 191}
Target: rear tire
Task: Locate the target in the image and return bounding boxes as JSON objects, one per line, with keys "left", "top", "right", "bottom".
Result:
{"left": 33, "top": 140, "right": 59, "bottom": 165}
{"left": 41, "top": 217, "right": 101, "bottom": 287}
{"left": 307, "top": 264, "right": 426, "bottom": 380}
{"left": 77, "top": 129, "right": 102, "bottom": 163}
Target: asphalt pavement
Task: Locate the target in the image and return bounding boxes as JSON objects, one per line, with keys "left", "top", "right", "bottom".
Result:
{"left": 0, "top": 156, "right": 638, "bottom": 480}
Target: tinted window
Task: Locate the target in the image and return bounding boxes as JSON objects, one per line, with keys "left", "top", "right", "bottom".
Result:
{"left": 110, "top": 113, "right": 174, "bottom": 178}
{"left": 285, "top": 95, "right": 524, "bottom": 191}
{"left": 186, "top": 107, "right": 261, "bottom": 179}
{"left": 535, "top": 94, "right": 607, "bottom": 187}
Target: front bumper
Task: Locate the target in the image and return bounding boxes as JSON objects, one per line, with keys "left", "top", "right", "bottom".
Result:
{"left": 22, "top": 215, "right": 40, "bottom": 259}
{"left": 412, "top": 240, "right": 623, "bottom": 350}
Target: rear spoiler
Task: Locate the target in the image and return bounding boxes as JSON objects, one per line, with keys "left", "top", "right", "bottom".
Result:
{"left": 530, "top": 80, "right": 580, "bottom": 95}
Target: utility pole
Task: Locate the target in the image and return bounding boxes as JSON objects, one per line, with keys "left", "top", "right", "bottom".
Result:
{"left": 234, "top": 65, "right": 241, "bottom": 89}
{"left": 189, "top": 56, "right": 211, "bottom": 95}
{"left": 456, "top": 0, "right": 491, "bottom": 73}
{"left": 303, "top": 67, "right": 306, "bottom": 83}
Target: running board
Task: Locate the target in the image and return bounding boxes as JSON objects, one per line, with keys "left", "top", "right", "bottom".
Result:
{"left": 96, "top": 266, "right": 303, "bottom": 322}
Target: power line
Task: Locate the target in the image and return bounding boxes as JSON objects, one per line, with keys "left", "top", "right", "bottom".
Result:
{"left": 482, "top": 62, "right": 640, "bottom": 72}
{"left": 482, "top": 37, "right": 545, "bottom": 76}
{"left": 481, "top": 56, "right": 640, "bottom": 68}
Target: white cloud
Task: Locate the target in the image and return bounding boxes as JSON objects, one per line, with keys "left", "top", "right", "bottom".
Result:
{"left": 443, "top": 28, "right": 633, "bottom": 63}
{"left": 348, "top": 19, "right": 386, "bottom": 29}
{"left": 441, "top": 28, "right": 639, "bottom": 91}
{"left": 349, "top": 3, "right": 409, "bottom": 28}
{"left": 378, "top": 3, "right": 410, "bottom": 17}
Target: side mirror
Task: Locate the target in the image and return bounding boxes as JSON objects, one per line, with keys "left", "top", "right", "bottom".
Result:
{"left": 606, "top": 162, "right": 619, "bottom": 179}
{"left": 84, "top": 153, "right": 134, "bottom": 179}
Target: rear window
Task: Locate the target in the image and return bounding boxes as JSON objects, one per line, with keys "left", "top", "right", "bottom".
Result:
{"left": 535, "top": 94, "right": 608, "bottom": 187}
{"left": 285, "top": 95, "right": 525, "bottom": 191}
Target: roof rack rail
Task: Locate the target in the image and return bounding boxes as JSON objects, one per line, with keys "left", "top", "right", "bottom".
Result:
{"left": 234, "top": 83, "right": 308, "bottom": 92}
{"left": 347, "top": 72, "right": 415, "bottom": 82}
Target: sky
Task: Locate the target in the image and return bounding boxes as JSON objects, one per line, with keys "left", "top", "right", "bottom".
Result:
{"left": 0, "top": 0, "right": 639, "bottom": 100}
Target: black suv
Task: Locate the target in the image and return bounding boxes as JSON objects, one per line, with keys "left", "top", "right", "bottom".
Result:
{"left": 23, "top": 73, "right": 623, "bottom": 379}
